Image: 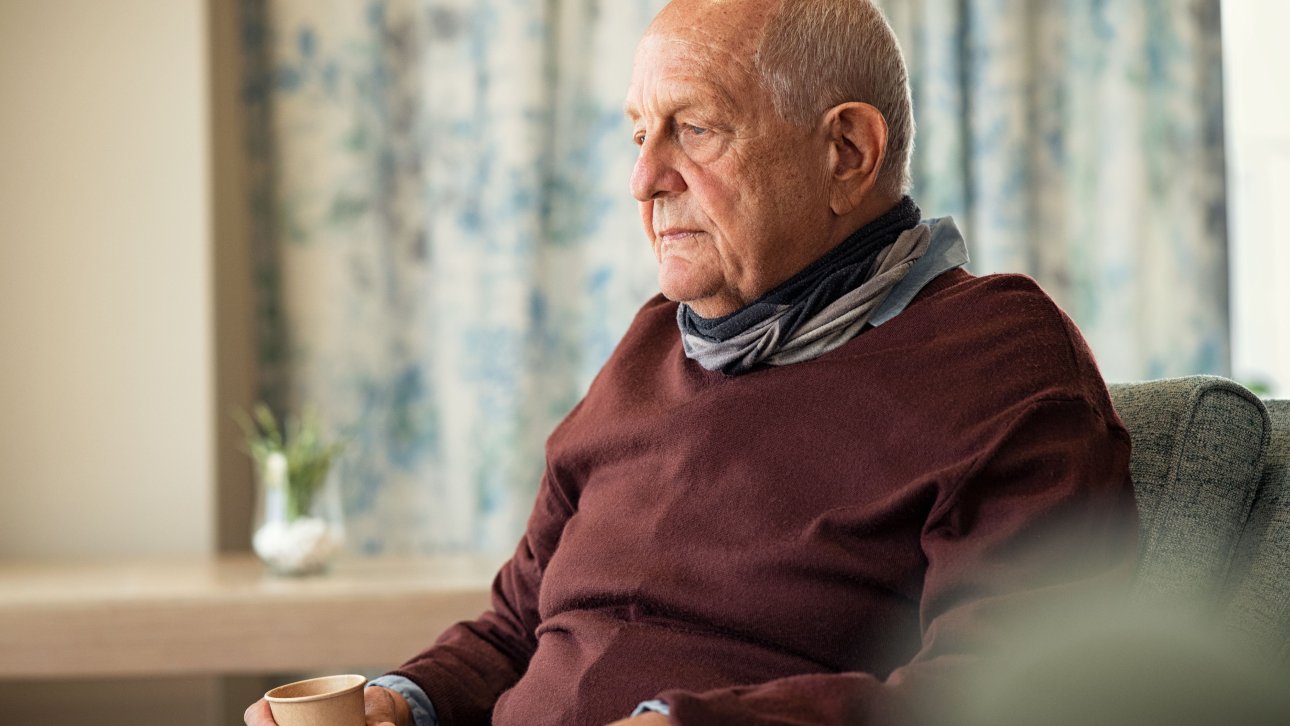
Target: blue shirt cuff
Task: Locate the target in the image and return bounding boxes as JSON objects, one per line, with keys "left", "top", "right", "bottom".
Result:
{"left": 368, "top": 675, "right": 439, "bottom": 726}
{"left": 632, "top": 698, "right": 672, "bottom": 717}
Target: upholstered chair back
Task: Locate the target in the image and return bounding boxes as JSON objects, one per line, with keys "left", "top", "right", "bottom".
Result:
{"left": 1108, "top": 376, "right": 1288, "bottom": 663}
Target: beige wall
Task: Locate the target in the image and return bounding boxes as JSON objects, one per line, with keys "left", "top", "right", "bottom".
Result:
{"left": 0, "top": 0, "right": 214, "bottom": 557}
{"left": 0, "top": 0, "right": 232, "bottom": 723}
{"left": 1225, "top": 0, "right": 1290, "bottom": 397}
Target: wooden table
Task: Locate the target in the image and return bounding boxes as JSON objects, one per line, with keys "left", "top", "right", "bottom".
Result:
{"left": 0, "top": 553, "right": 501, "bottom": 679}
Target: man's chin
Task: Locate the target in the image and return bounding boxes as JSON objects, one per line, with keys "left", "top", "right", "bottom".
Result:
{"left": 658, "top": 263, "right": 733, "bottom": 316}
{"left": 659, "top": 275, "right": 706, "bottom": 307}
{"left": 660, "top": 287, "right": 731, "bottom": 318}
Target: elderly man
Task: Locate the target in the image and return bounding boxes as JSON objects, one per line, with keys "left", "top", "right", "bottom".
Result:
{"left": 248, "top": 0, "right": 1136, "bottom": 724}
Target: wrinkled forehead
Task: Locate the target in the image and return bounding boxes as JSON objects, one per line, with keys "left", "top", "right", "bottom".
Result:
{"left": 624, "top": 23, "right": 762, "bottom": 119}
{"left": 643, "top": 0, "right": 773, "bottom": 65}
{"left": 624, "top": 55, "right": 730, "bottom": 121}
{"left": 623, "top": 0, "right": 779, "bottom": 119}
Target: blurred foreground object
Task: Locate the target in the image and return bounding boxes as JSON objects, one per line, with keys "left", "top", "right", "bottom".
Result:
{"left": 934, "top": 376, "right": 1290, "bottom": 725}
{"left": 954, "top": 604, "right": 1290, "bottom": 726}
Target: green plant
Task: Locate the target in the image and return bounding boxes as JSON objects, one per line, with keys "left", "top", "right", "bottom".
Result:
{"left": 1240, "top": 378, "right": 1274, "bottom": 397}
{"left": 234, "top": 403, "right": 345, "bottom": 521}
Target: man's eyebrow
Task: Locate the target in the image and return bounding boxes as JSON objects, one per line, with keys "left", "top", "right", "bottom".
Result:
{"left": 622, "top": 84, "right": 737, "bottom": 121}
{"left": 625, "top": 101, "right": 698, "bottom": 120}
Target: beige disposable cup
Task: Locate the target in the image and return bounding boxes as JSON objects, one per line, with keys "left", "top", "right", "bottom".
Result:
{"left": 265, "top": 674, "right": 366, "bottom": 726}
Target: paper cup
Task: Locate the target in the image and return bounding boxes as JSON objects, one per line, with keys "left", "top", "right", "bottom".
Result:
{"left": 265, "top": 674, "right": 366, "bottom": 726}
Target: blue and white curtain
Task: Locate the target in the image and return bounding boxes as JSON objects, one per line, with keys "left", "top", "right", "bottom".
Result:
{"left": 241, "top": 0, "right": 1226, "bottom": 554}
{"left": 883, "top": 0, "right": 1228, "bottom": 380}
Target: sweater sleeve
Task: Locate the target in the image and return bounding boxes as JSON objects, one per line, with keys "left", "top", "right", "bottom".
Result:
{"left": 657, "top": 396, "right": 1139, "bottom": 725}
{"left": 385, "top": 463, "right": 575, "bottom": 726}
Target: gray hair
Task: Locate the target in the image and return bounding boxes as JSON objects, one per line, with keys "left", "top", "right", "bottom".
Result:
{"left": 754, "top": 0, "right": 914, "bottom": 198}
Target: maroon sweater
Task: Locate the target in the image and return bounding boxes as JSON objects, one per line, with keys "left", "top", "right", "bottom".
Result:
{"left": 390, "top": 269, "right": 1138, "bottom": 725}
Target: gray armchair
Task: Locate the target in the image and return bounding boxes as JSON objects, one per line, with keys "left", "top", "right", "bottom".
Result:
{"left": 953, "top": 376, "right": 1289, "bottom": 725}
{"left": 1108, "top": 376, "right": 1290, "bottom": 663}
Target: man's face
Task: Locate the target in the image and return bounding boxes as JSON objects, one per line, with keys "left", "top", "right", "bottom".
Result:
{"left": 624, "top": 1, "right": 836, "bottom": 318}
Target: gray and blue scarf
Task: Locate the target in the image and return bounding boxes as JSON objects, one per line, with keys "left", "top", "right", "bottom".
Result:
{"left": 679, "top": 197, "right": 928, "bottom": 374}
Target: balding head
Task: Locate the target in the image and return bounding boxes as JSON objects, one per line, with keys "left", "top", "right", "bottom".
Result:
{"left": 637, "top": 0, "right": 776, "bottom": 112}
{"left": 648, "top": 0, "right": 914, "bottom": 199}
{"left": 755, "top": 0, "right": 913, "bottom": 197}
{"left": 625, "top": 0, "right": 905, "bottom": 317}
{"left": 646, "top": 0, "right": 778, "bottom": 51}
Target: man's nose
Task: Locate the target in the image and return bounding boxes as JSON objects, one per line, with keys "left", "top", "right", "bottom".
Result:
{"left": 630, "top": 138, "right": 686, "bottom": 202}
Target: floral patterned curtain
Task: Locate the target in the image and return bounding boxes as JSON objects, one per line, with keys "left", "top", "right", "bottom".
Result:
{"left": 241, "top": 0, "right": 1226, "bottom": 554}
{"left": 242, "top": 0, "right": 666, "bottom": 553}
{"left": 882, "top": 0, "right": 1228, "bottom": 380}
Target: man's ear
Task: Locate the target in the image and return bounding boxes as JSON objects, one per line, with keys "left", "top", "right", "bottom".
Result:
{"left": 823, "top": 102, "right": 888, "bottom": 215}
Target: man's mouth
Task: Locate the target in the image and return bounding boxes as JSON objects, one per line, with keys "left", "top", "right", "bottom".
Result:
{"left": 655, "top": 228, "right": 702, "bottom": 261}
{"left": 656, "top": 228, "right": 702, "bottom": 242}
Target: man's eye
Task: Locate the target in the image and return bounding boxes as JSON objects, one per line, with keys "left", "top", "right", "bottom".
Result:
{"left": 633, "top": 132, "right": 646, "bottom": 146}
{"left": 684, "top": 124, "right": 709, "bottom": 136}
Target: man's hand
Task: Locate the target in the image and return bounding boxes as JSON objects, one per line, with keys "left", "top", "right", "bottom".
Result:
{"left": 604, "top": 712, "right": 670, "bottom": 726}
{"left": 244, "top": 685, "right": 413, "bottom": 726}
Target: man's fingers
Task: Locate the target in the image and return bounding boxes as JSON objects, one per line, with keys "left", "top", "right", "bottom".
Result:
{"left": 244, "top": 698, "right": 276, "bottom": 725}
{"left": 364, "top": 684, "right": 411, "bottom": 725}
